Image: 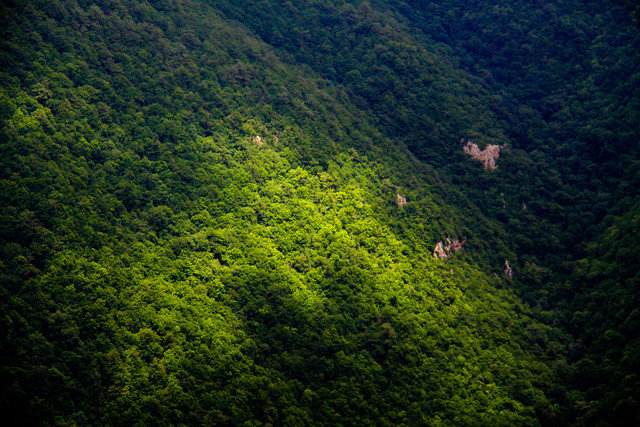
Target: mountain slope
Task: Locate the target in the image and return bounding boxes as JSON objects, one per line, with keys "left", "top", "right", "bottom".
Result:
{"left": 1, "top": 0, "right": 638, "bottom": 425}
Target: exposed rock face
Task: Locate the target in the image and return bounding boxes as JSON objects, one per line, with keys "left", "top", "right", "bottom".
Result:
{"left": 253, "top": 135, "right": 264, "bottom": 148}
{"left": 504, "top": 260, "right": 513, "bottom": 277}
{"left": 433, "top": 241, "right": 447, "bottom": 259}
{"left": 462, "top": 140, "right": 501, "bottom": 170}
{"left": 396, "top": 194, "right": 407, "bottom": 208}
{"left": 433, "top": 237, "right": 466, "bottom": 260}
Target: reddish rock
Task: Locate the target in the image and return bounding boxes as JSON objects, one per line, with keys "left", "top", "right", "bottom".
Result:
{"left": 504, "top": 260, "right": 513, "bottom": 277}
{"left": 462, "top": 140, "right": 501, "bottom": 170}
{"left": 433, "top": 237, "right": 466, "bottom": 260}
{"left": 433, "top": 241, "right": 447, "bottom": 259}
{"left": 396, "top": 194, "right": 407, "bottom": 208}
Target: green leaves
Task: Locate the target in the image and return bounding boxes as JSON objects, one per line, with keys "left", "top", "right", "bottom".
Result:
{"left": 4, "top": 0, "right": 638, "bottom": 424}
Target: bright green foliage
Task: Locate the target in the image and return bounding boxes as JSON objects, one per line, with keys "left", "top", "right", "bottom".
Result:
{"left": 0, "top": 0, "right": 638, "bottom": 425}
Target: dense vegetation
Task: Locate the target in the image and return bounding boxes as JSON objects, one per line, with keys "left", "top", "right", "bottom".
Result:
{"left": 1, "top": 0, "right": 638, "bottom": 424}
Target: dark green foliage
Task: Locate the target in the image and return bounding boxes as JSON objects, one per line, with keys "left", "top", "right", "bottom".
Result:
{"left": 0, "top": 0, "right": 638, "bottom": 425}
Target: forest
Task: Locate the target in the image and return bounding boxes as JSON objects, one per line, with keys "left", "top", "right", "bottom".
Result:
{"left": 1, "top": 0, "right": 638, "bottom": 425}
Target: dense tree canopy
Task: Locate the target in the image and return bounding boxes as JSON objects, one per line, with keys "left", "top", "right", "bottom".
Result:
{"left": 1, "top": 0, "right": 638, "bottom": 424}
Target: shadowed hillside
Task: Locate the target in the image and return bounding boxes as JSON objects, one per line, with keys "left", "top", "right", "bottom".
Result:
{"left": 1, "top": 0, "right": 638, "bottom": 424}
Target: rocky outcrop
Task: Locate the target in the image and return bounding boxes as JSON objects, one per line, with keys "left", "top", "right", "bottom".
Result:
{"left": 433, "top": 241, "right": 447, "bottom": 259}
{"left": 396, "top": 194, "right": 407, "bottom": 208}
{"left": 433, "top": 237, "right": 466, "bottom": 260}
{"left": 462, "top": 139, "right": 501, "bottom": 170}
{"left": 504, "top": 260, "right": 513, "bottom": 277}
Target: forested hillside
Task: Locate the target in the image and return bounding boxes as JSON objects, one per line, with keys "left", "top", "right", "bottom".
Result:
{"left": 1, "top": 0, "right": 638, "bottom": 425}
